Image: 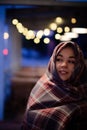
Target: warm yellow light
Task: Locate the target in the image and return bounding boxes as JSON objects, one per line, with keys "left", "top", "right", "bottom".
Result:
{"left": 43, "top": 38, "right": 50, "bottom": 44}
{"left": 16, "top": 23, "right": 23, "bottom": 31}
{"left": 57, "top": 27, "right": 63, "bottom": 33}
{"left": 22, "top": 28, "right": 28, "bottom": 36}
{"left": 55, "top": 34, "right": 61, "bottom": 40}
{"left": 25, "top": 35, "right": 31, "bottom": 40}
{"left": 34, "top": 37, "right": 40, "bottom": 44}
{"left": 44, "top": 28, "right": 50, "bottom": 36}
{"left": 64, "top": 26, "right": 70, "bottom": 33}
{"left": 12, "top": 19, "right": 18, "bottom": 25}
{"left": 55, "top": 17, "right": 63, "bottom": 24}
{"left": 36, "top": 30, "right": 43, "bottom": 38}
{"left": 26, "top": 30, "right": 35, "bottom": 39}
{"left": 71, "top": 18, "right": 77, "bottom": 24}
{"left": 49, "top": 23, "right": 57, "bottom": 30}
{"left": 18, "top": 26, "right": 24, "bottom": 33}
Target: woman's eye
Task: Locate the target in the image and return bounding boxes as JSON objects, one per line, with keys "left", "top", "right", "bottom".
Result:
{"left": 68, "top": 60, "right": 76, "bottom": 64}
{"left": 56, "top": 58, "right": 63, "bottom": 62}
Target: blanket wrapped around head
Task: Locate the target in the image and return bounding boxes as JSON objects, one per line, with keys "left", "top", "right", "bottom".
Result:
{"left": 21, "top": 41, "right": 87, "bottom": 130}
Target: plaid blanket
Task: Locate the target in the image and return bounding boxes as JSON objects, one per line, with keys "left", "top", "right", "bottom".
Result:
{"left": 21, "top": 74, "right": 87, "bottom": 130}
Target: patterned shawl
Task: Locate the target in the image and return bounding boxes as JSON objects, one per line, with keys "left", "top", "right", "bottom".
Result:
{"left": 21, "top": 41, "right": 87, "bottom": 130}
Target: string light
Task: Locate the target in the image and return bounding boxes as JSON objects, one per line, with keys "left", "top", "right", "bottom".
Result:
{"left": 43, "top": 38, "right": 50, "bottom": 44}
{"left": 49, "top": 23, "right": 57, "bottom": 31}
{"left": 57, "top": 27, "right": 63, "bottom": 33}
{"left": 12, "top": 19, "right": 18, "bottom": 25}
{"left": 64, "top": 26, "right": 70, "bottom": 33}
{"left": 34, "top": 37, "right": 40, "bottom": 44}
{"left": 55, "top": 17, "right": 63, "bottom": 24}
{"left": 55, "top": 34, "right": 61, "bottom": 40}
{"left": 71, "top": 18, "right": 77, "bottom": 24}
{"left": 12, "top": 16, "right": 87, "bottom": 43}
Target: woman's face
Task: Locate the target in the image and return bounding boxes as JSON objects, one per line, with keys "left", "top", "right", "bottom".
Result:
{"left": 56, "top": 47, "right": 76, "bottom": 81}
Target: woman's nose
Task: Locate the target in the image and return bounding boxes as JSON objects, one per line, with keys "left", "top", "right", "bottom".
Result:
{"left": 61, "top": 61, "right": 68, "bottom": 67}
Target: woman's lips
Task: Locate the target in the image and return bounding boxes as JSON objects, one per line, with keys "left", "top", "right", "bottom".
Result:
{"left": 59, "top": 70, "right": 68, "bottom": 75}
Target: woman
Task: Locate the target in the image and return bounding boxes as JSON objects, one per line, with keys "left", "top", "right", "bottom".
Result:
{"left": 21, "top": 41, "right": 87, "bottom": 130}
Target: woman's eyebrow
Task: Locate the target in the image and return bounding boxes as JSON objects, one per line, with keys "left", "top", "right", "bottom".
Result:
{"left": 69, "top": 56, "right": 75, "bottom": 59}
{"left": 57, "top": 54, "right": 75, "bottom": 59}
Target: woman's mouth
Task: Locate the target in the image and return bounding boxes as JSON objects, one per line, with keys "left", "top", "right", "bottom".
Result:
{"left": 59, "top": 70, "right": 68, "bottom": 75}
